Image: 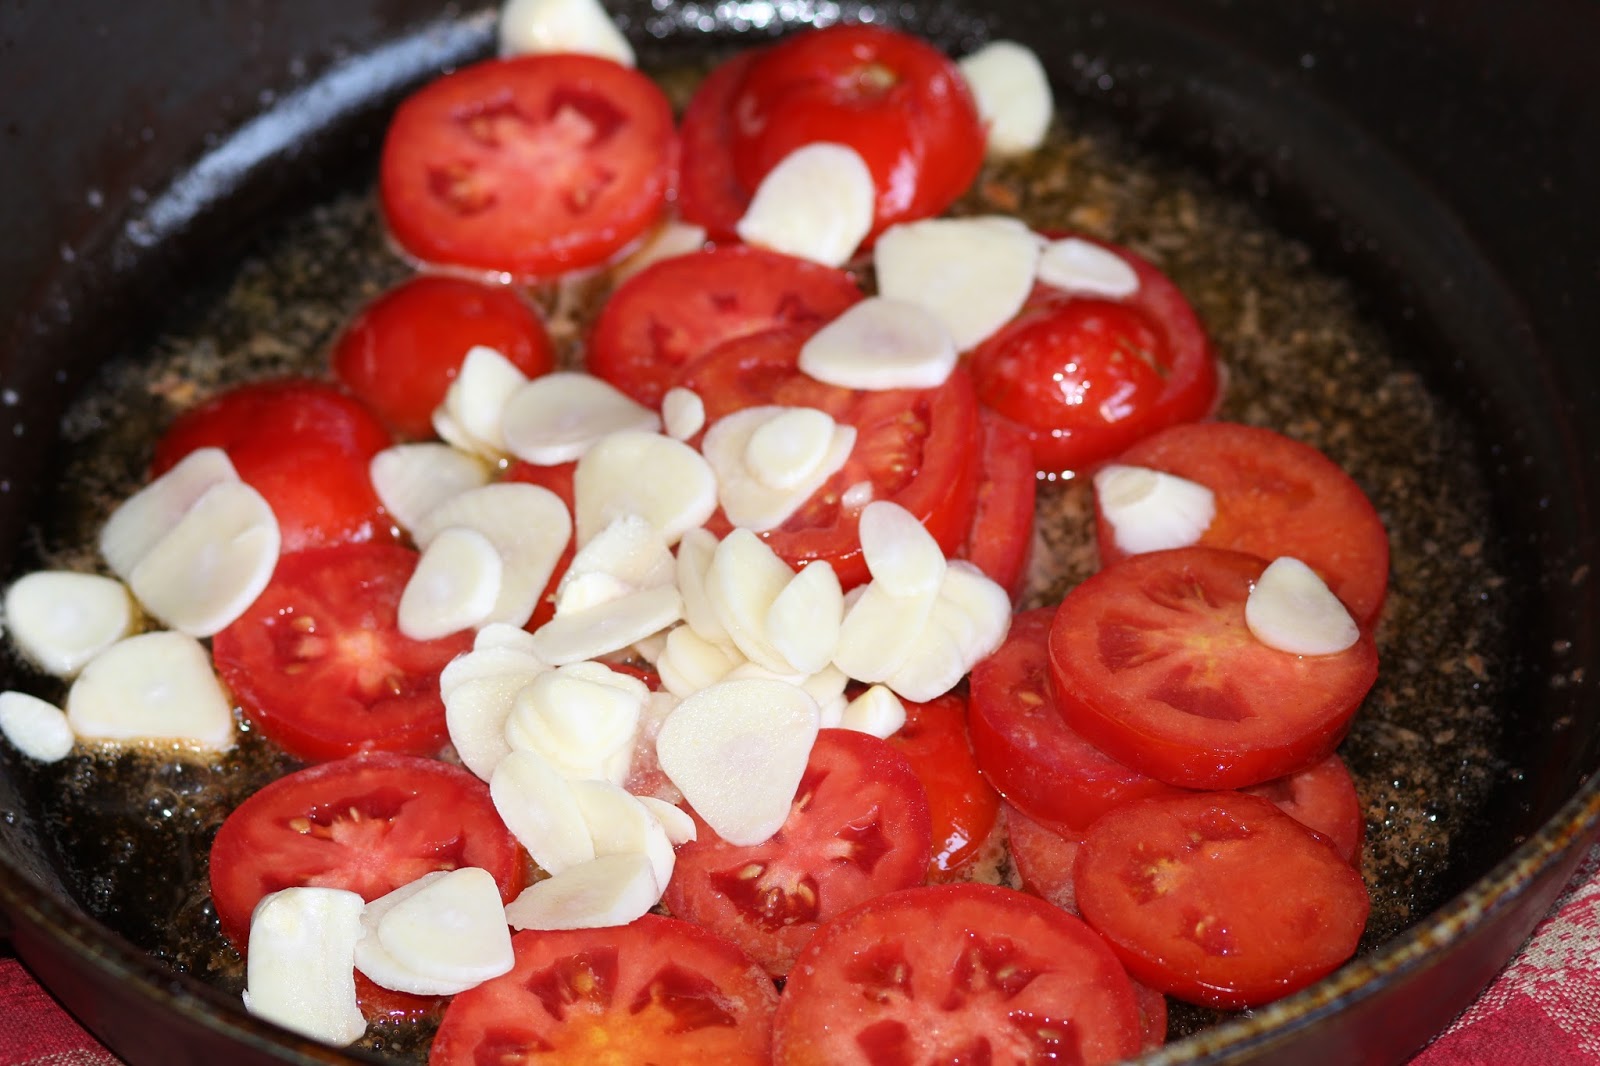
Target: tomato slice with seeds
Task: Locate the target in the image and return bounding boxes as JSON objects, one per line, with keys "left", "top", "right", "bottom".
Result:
{"left": 331, "top": 275, "right": 555, "bottom": 439}
{"left": 883, "top": 693, "right": 1000, "bottom": 882}
{"left": 587, "top": 245, "right": 863, "bottom": 407}
{"left": 379, "top": 53, "right": 676, "bottom": 279}
{"left": 969, "top": 608, "right": 1183, "bottom": 836}
{"left": 1243, "top": 753, "right": 1365, "bottom": 865}
{"left": 1004, "top": 801, "right": 1083, "bottom": 915}
{"left": 1073, "top": 791, "right": 1370, "bottom": 1008}
{"left": 663, "top": 728, "right": 932, "bottom": 977}
{"left": 772, "top": 882, "right": 1144, "bottom": 1065}
{"left": 954, "top": 409, "right": 1038, "bottom": 601}
{"left": 430, "top": 916, "right": 779, "bottom": 1065}
{"left": 211, "top": 543, "right": 473, "bottom": 762}
{"left": 208, "top": 753, "right": 525, "bottom": 953}
{"left": 1048, "top": 547, "right": 1379, "bottom": 790}
{"left": 677, "top": 326, "right": 981, "bottom": 589}
{"left": 1096, "top": 420, "right": 1391, "bottom": 625}
{"left": 150, "top": 379, "right": 393, "bottom": 554}
{"left": 728, "top": 24, "right": 984, "bottom": 239}
{"left": 970, "top": 237, "right": 1218, "bottom": 476}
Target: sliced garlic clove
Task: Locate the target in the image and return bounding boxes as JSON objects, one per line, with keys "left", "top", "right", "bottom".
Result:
{"left": 498, "top": 0, "right": 635, "bottom": 65}
{"left": 505, "top": 664, "right": 644, "bottom": 781}
{"left": 799, "top": 297, "right": 959, "bottom": 391}
{"left": 675, "top": 527, "right": 729, "bottom": 645}
{"left": 398, "top": 527, "right": 502, "bottom": 641}
{"left": 502, "top": 372, "right": 661, "bottom": 466}
{"left": 504, "top": 851, "right": 661, "bottom": 931}
{"left": 874, "top": 217, "right": 1041, "bottom": 351}
{"left": 570, "top": 779, "right": 676, "bottom": 890}
{"left": 0, "top": 690, "right": 75, "bottom": 763}
{"left": 489, "top": 748, "right": 595, "bottom": 876}
{"left": 637, "top": 794, "right": 697, "bottom": 846}
{"left": 839, "top": 684, "right": 907, "bottom": 739}
{"left": 1038, "top": 236, "right": 1141, "bottom": 299}
{"left": 439, "top": 643, "right": 547, "bottom": 701}
{"left": 702, "top": 406, "right": 856, "bottom": 533}
{"left": 707, "top": 529, "right": 797, "bottom": 673}
{"left": 735, "top": 142, "right": 874, "bottom": 268}
{"left": 99, "top": 447, "right": 238, "bottom": 580}
{"left": 1094, "top": 463, "right": 1216, "bottom": 555}
{"left": 3, "top": 571, "right": 134, "bottom": 677}
{"left": 244, "top": 887, "right": 367, "bottom": 1046}
{"left": 885, "top": 561, "right": 1012, "bottom": 703}
{"left": 655, "top": 623, "right": 743, "bottom": 699}
{"left": 473, "top": 623, "right": 545, "bottom": 655}
{"left": 444, "top": 673, "right": 531, "bottom": 782}
{"left": 746, "top": 408, "right": 837, "bottom": 491}
{"left": 528, "top": 584, "right": 683, "bottom": 666}
{"left": 660, "top": 386, "right": 706, "bottom": 441}
{"left": 555, "top": 513, "right": 675, "bottom": 616}
{"left": 370, "top": 444, "right": 491, "bottom": 535}
{"left": 67, "top": 631, "right": 234, "bottom": 750}
{"left": 436, "top": 345, "right": 531, "bottom": 458}
{"left": 354, "top": 873, "right": 466, "bottom": 996}
{"left": 858, "top": 499, "right": 947, "bottom": 599}
{"left": 1246, "top": 556, "right": 1361, "bottom": 656}
{"left": 572, "top": 431, "right": 718, "bottom": 547}
{"left": 656, "top": 677, "right": 819, "bottom": 847}
{"left": 614, "top": 221, "right": 709, "bottom": 283}
{"left": 374, "top": 867, "right": 515, "bottom": 988}
{"left": 765, "top": 561, "right": 843, "bottom": 676}
{"left": 412, "top": 483, "right": 571, "bottom": 628}
{"left": 958, "top": 41, "right": 1054, "bottom": 157}
{"left": 833, "top": 579, "right": 938, "bottom": 685}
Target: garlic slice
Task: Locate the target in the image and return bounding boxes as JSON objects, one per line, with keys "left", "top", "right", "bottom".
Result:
{"left": 504, "top": 662, "right": 645, "bottom": 783}
{"left": 398, "top": 527, "right": 502, "bottom": 640}
{"left": 572, "top": 431, "right": 718, "bottom": 547}
{"left": 3, "top": 571, "right": 134, "bottom": 677}
{"left": 798, "top": 297, "right": 959, "bottom": 391}
{"left": 1246, "top": 556, "right": 1361, "bottom": 656}
{"left": 504, "top": 852, "right": 661, "bottom": 931}
{"left": 765, "top": 561, "right": 844, "bottom": 676}
{"left": 706, "top": 529, "right": 799, "bottom": 673}
{"left": 884, "top": 561, "right": 1012, "bottom": 702}
{"left": 498, "top": 0, "right": 635, "bottom": 65}
{"left": 67, "top": 631, "right": 234, "bottom": 750}
{"left": 489, "top": 748, "right": 594, "bottom": 876}
{"left": 702, "top": 406, "right": 856, "bottom": 532}
{"left": 858, "top": 500, "right": 946, "bottom": 599}
{"left": 502, "top": 372, "right": 660, "bottom": 466}
{"left": 100, "top": 447, "right": 240, "bottom": 581}
{"left": 1038, "top": 237, "right": 1141, "bottom": 299}
{"left": 735, "top": 143, "right": 874, "bottom": 268}
{"left": 638, "top": 795, "right": 697, "bottom": 845}
{"left": 571, "top": 779, "right": 676, "bottom": 890}
{"left": 353, "top": 873, "right": 464, "bottom": 996}
{"left": 243, "top": 887, "right": 366, "bottom": 1047}
{"left": 661, "top": 387, "right": 706, "bottom": 441}
{"left": 412, "top": 483, "right": 571, "bottom": 628}
{"left": 528, "top": 584, "right": 683, "bottom": 667}
{"left": 839, "top": 684, "right": 907, "bottom": 739}
{"left": 0, "top": 690, "right": 74, "bottom": 763}
{"left": 615, "top": 221, "right": 709, "bottom": 283}
{"left": 874, "top": 217, "right": 1041, "bottom": 351}
{"left": 1094, "top": 464, "right": 1216, "bottom": 555}
{"left": 958, "top": 41, "right": 1054, "bottom": 156}
{"left": 433, "top": 346, "right": 530, "bottom": 459}
{"left": 833, "top": 579, "right": 939, "bottom": 685}
{"left": 373, "top": 867, "right": 515, "bottom": 990}
{"left": 370, "top": 444, "right": 491, "bottom": 535}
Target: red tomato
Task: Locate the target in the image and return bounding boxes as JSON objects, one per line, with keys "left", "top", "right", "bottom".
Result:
{"left": 430, "top": 917, "right": 778, "bottom": 1064}
{"left": 1096, "top": 420, "right": 1391, "bottom": 625}
{"left": 883, "top": 694, "right": 1001, "bottom": 882}
{"left": 1005, "top": 802, "right": 1083, "bottom": 915}
{"left": 728, "top": 24, "right": 984, "bottom": 239}
{"left": 1073, "top": 791, "right": 1370, "bottom": 1008}
{"left": 969, "top": 238, "right": 1218, "bottom": 475}
{"left": 379, "top": 53, "right": 677, "bottom": 279}
{"left": 1048, "top": 548, "right": 1380, "bottom": 790}
{"left": 969, "top": 608, "right": 1183, "bottom": 836}
{"left": 331, "top": 275, "right": 555, "bottom": 439}
{"left": 208, "top": 753, "right": 526, "bottom": 952}
{"left": 501, "top": 459, "right": 577, "bottom": 630}
{"left": 212, "top": 543, "right": 473, "bottom": 762}
{"left": 587, "top": 245, "right": 863, "bottom": 407}
{"left": 954, "top": 409, "right": 1038, "bottom": 600}
{"left": 1244, "top": 753, "right": 1366, "bottom": 865}
{"left": 150, "top": 379, "right": 392, "bottom": 553}
{"left": 677, "top": 326, "right": 982, "bottom": 588}
{"left": 676, "top": 49, "right": 760, "bottom": 241}
{"left": 663, "top": 729, "right": 932, "bottom": 977}
{"left": 772, "top": 883, "right": 1144, "bottom": 1065}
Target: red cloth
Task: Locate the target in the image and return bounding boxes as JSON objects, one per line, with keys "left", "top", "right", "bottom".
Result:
{"left": 4, "top": 846, "right": 1599, "bottom": 1065}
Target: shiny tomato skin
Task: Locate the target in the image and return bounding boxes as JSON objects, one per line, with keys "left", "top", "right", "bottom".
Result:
{"left": 677, "top": 326, "right": 981, "bottom": 589}
{"left": 208, "top": 752, "right": 526, "bottom": 953}
{"left": 728, "top": 24, "right": 985, "bottom": 238}
{"left": 588, "top": 245, "right": 863, "bottom": 407}
{"left": 663, "top": 729, "right": 932, "bottom": 976}
{"left": 212, "top": 543, "right": 473, "bottom": 762}
{"left": 1096, "top": 420, "right": 1391, "bottom": 626}
{"left": 1048, "top": 548, "right": 1379, "bottom": 790}
{"left": 150, "top": 379, "right": 393, "bottom": 553}
{"left": 969, "top": 608, "right": 1184, "bottom": 836}
{"left": 772, "top": 882, "right": 1144, "bottom": 1065}
{"left": 1073, "top": 791, "right": 1370, "bottom": 1008}
{"left": 970, "top": 238, "right": 1218, "bottom": 476}
{"left": 331, "top": 275, "right": 555, "bottom": 439}
{"left": 379, "top": 53, "right": 677, "bottom": 279}
{"left": 954, "top": 409, "right": 1038, "bottom": 601}
{"left": 884, "top": 694, "right": 1001, "bottom": 882}
{"left": 1244, "top": 753, "right": 1365, "bottom": 865}
{"left": 677, "top": 48, "right": 760, "bottom": 241}
{"left": 430, "top": 917, "right": 779, "bottom": 1065}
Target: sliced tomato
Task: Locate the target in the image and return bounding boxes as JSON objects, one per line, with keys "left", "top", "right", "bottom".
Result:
{"left": 1096, "top": 420, "right": 1391, "bottom": 625}
{"left": 883, "top": 694, "right": 1000, "bottom": 882}
{"left": 587, "top": 245, "right": 863, "bottom": 407}
{"left": 954, "top": 409, "right": 1038, "bottom": 600}
{"left": 331, "top": 275, "right": 555, "bottom": 438}
{"left": 1048, "top": 548, "right": 1379, "bottom": 789}
{"left": 1073, "top": 791, "right": 1370, "bottom": 1008}
{"left": 969, "top": 237, "right": 1218, "bottom": 476}
{"left": 773, "top": 882, "right": 1144, "bottom": 1065}
{"left": 208, "top": 753, "right": 525, "bottom": 952}
{"left": 969, "top": 608, "right": 1183, "bottom": 835}
{"left": 676, "top": 326, "right": 981, "bottom": 588}
{"left": 502, "top": 459, "right": 577, "bottom": 630}
{"left": 677, "top": 48, "right": 760, "bottom": 241}
{"left": 150, "top": 378, "right": 392, "bottom": 553}
{"left": 1005, "top": 802, "right": 1083, "bottom": 914}
{"left": 379, "top": 53, "right": 677, "bottom": 279}
{"left": 663, "top": 728, "right": 932, "bottom": 977}
{"left": 1244, "top": 753, "right": 1365, "bottom": 865}
{"left": 728, "top": 24, "right": 984, "bottom": 238}
{"left": 212, "top": 543, "right": 473, "bottom": 762}
{"left": 430, "top": 916, "right": 778, "bottom": 1064}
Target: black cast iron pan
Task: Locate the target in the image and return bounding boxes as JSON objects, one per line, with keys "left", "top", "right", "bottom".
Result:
{"left": 1, "top": 2, "right": 1597, "bottom": 1063}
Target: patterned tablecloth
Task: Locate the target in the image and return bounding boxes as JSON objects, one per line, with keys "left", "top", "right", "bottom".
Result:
{"left": 4, "top": 844, "right": 1599, "bottom": 1065}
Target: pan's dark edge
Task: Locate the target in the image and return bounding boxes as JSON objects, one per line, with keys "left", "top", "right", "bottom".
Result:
{"left": 0, "top": 2, "right": 1596, "bottom": 1065}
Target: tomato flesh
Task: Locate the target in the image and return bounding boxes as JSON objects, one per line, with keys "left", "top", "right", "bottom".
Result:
{"left": 1073, "top": 791, "right": 1370, "bottom": 1008}
{"left": 955, "top": 409, "right": 1038, "bottom": 601}
{"left": 1048, "top": 548, "right": 1378, "bottom": 789}
{"left": 884, "top": 694, "right": 1001, "bottom": 881}
{"left": 773, "top": 883, "right": 1144, "bottom": 1065}
{"left": 1244, "top": 753, "right": 1366, "bottom": 865}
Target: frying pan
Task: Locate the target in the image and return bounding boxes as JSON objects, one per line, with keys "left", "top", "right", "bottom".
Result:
{"left": 1, "top": 1, "right": 1597, "bottom": 1063}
